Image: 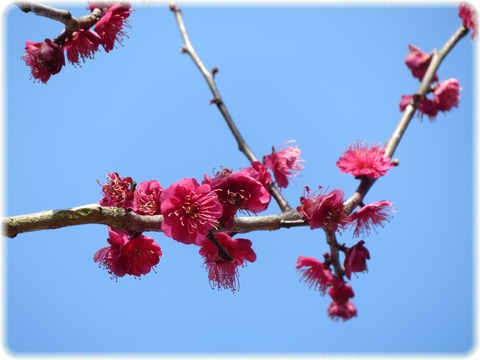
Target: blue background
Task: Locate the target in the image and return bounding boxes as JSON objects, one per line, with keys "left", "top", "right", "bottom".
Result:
{"left": 2, "top": 1, "right": 476, "bottom": 356}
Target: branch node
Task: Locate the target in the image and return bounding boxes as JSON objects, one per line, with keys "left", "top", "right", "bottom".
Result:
{"left": 210, "top": 97, "right": 222, "bottom": 105}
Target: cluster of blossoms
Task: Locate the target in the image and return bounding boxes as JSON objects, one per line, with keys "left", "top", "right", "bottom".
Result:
{"left": 296, "top": 257, "right": 358, "bottom": 320}
{"left": 22, "top": 2, "right": 132, "bottom": 83}
{"left": 296, "top": 142, "right": 396, "bottom": 320}
{"left": 81, "top": 2, "right": 474, "bottom": 322}
{"left": 399, "top": 3, "right": 477, "bottom": 120}
{"left": 94, "top": 142, "right": 303, "bottom": 290}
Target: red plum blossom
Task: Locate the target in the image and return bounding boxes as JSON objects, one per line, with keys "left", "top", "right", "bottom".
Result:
{"left": 98, "top": 172, "right": 134, "bottom": 209}
{"left": 296, "top": 256, "right": 333, "bottom": 295}
{"left": 94, "top": 227, "right": 162, "bottom": 279}
{"left": 297, "top": 186, "right": 350, "bottom": 233}
{"left": 22, "top": 39, "right": 65, "bottom": 83}
{"left": 263, "top": 141, "right": 304, "bottom": 188}
{"left": 160, "top": 178, "right": 223, "bottom": 245}
{"left": 336, "top": 142, "right": 393, "bottom": 179}
{"left": 199, "top": 232, "right": 256, "bottom": 292}
{"left": 343, "top": 240, "right": 370, "bottom": 280}
{"left": 350, "top": 200, "right": 395, "bottom": 237}
{"left": 434, "top": 78, "right": 461, "bottom": 112}
{"left": 63, "top": 29, "right": 102, "bottom": 65}
{"left": 204, "top": 169, "right": 270, "bottom": 229}
{"left": 404, "top": 44, "right": 438, "bottom": 82}
{"left": 133, "top": 180, "right": 163, "bottom": 215}
{"left": 459, "top": 2, "right": 478, "bottom": 40}
{"left": 94, "top": 2, "right": 132, "bottom": 52}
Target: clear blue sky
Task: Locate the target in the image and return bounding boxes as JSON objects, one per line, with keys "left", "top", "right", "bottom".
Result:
{"left": 2, "top": 1, "right": 476, "bottom": 357}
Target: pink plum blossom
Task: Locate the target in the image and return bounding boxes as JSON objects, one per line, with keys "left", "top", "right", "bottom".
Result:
{"left": 350, "top": 200, "right": 395, "bottom": 237}
{"left": 433, "top": 78, "right": 461, "bottom": 112}
{"left": 296, "top": 256, "right": 333, "bottom": 295}
{"left": 94, "top": 2, "right": 132, "bottom": 52}
{"left": 400, "top": 95, "right": 439, "bottom": 120}
{"left": 404, "top": 44, "right": 438, "bottom": 82}
{"left": 63, "top": 29, "right": 102, "bottom": 65}
{"left": 240, "top": 161, "right": 272, "bottom": 191}
{"left": 336, "top": 142, "right": 393, "bottom": 179}
{"left": 160, "top": 178, "right": 223, "bottom": 245}
{"left": 199, "top": 232, "right": 256, "bottom": 292}
{"left": 343, "top": 240, "right": 370, "bottom": 280}
{"left": 204, "top": 169, "right": 270, "bottom": 229}
{"left": 22, "top": 39, "right": 65, "bottom": 83}
{"left": 297, "top": 186, "right": 350, "bottom": 233}
{"left": 263, "top": 141, "right": 304, "bottom": 188}
{"left": 459, "top": 2, "right": 478, "bottom": 40}
{"left": 98, "top": 172, "right": 134, "bottom": 209}
{"left": 327, "top": 277, "right": 357, "bottom": 321}
{"left": 133, "top": 180, "right": 163, "bottom": 215}
{"left": 94, "top": 227, "right": 162, "bottom": 279}
{"left": 328, "top": 301, "right": 357, "bottom": 321}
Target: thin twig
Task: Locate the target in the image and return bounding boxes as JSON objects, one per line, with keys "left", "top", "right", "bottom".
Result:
{"left": 325, "top": 230, "right": 344, "bottom": 279}
{"left": 170, "top": 4, "right": 290, "bottom": 212}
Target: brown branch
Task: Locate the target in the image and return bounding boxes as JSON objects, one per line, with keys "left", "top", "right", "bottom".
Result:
{"left": 325, "top": 230, "right": 344, "bottom": 279}
{"left": 15, "top": 1, "right": 73, "bottom": 23}
{"left": 1, "top": 204, "right": 306, "bottom": 238}
{"left": 343, "top": 23, "right": 469, "bottom": 214}
{"left": 15, "top": 1, "right": 103, "bottom": 41}
{"left": 169, "top": 4, "right": 290, "bottom": 213}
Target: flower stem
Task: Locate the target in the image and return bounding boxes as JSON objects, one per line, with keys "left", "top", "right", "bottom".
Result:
{"left": 325, "top": 230, "right": 344, "bottom": 279}
{"left": 207, "top": 232, "right": 234, "bottom": 262}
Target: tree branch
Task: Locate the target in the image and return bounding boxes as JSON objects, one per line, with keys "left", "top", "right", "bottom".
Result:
{"left": 169, "top": 4, "right": 290, "bottom": 213}
{"left": 1, "top": 204, "right": 306, "bottom": 238}
{"left": 15, "top": 1, "right": 103, "bottom": 41}
{"left": 343, "top": 23, "right": 469, "bottom": 214}
{"left": 15, "top": 1, "right": 73, "bottom": 23}
{"left": 325, "top": 230, "right": 344, "bottom": 279}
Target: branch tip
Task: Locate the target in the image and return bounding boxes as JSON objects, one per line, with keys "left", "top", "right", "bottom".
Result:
{"left": 169, "top": 3, "right": 180, "bottom": 13}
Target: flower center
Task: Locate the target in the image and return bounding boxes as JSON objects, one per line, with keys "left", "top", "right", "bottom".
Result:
{"left": 183, "top": 203, "right": 199, "bottom": 218}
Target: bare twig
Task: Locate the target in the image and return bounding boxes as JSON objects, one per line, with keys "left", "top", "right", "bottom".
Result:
{"left": 170, "top": 4, "right": 290, "bottom": 212}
